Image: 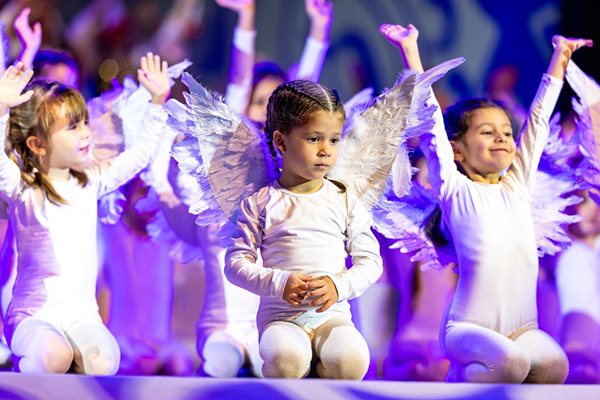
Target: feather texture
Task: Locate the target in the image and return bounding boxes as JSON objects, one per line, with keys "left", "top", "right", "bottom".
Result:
{"left": 167, "top": 73, "right": 277, "bottom": 228}
{"left": 330, "top": 58, "right": 465, "bottom": 211}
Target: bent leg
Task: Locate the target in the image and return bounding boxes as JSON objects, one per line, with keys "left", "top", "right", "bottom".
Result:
{"left": 313, "top": 317, "right": 370, "bottom": 380}
{"left": 10, "top": 318, "right": 73, "bottom": 373}
{"left": 515, "top": 328, "right": 568, "bottom": 383}
{"left": 444, "top": 322, "right": 530, "bottom": 383}
{"left": 66, "top": 319, "right": 120, "bottom": 375}
{"left": 260, "top": 321, "right": 311, "bottom": 378}
{"left": 201, "top": 330, "right": 246, "bottom": 378}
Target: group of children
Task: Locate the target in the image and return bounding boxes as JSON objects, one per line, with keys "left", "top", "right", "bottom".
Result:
{"left": 0, "top": 0, "right": 597, "bottom": 384}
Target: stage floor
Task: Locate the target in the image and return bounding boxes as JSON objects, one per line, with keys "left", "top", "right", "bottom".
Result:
{"left": 1, "top": 373, "right": 600, "bottom": 400}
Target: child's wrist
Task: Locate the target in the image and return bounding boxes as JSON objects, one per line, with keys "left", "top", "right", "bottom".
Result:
{"left": 151, "top": 91, "right": 170, "bottom": 105}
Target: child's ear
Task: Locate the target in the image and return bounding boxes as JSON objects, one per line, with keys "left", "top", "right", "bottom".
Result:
{"left": 450, "top": 140, "right": 464, "bottom": 161}
{"left": 25, "top": 136, "right": 47, "bottom": 157}
{"left": 273, "top": 130, "right": 286, "bottom": 153}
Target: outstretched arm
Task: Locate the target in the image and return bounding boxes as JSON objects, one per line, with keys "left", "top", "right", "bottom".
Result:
{"left": 0, "top": 63, "right": 34, "bottom": 200}
{"left": 218, "top": 0, "right": 256, "bottom": 113}
{"left": 514, "top": 36, "right": 592, "bottom": 188}
{"left": 292, "top": 0, "right": 332, "bottom": 81}
{"left": 13, "top": 7, "right": 42, "bottom": 69}
{"left": 93, "top": 53, "right": 169, "bottom": 196}
{"left": 380, "top": 23, "right": 459, "bottom": 201}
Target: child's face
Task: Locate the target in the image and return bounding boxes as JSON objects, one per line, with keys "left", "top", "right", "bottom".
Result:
{"left": 278, "top": 110, "right": 344, "bottom": 184}
{"left": 452, "top": 107, "right": 515, "bottom": 181}
{"left": 246, "top": 76, "right": 284, "bottom": 125}
{"left": 47, "top": 105, "right": 92, "bottom": 170}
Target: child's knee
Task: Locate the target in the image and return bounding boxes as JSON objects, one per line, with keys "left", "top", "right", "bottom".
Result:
{"left": 202, "top": 335, "right": 245, "bottom": 378}
{"left": 261, "top": 346, "right": 311, "bottom": 379}
{"left": 20, "top": 345, "right": 73, "bottom": 373}
{"left": 528, "top": 351, "right": 569, "bottom": 384}
{"left": 82, "top": 345, "right": 120, "bottom": 375}
{"left": 317, "top": 339, "right": 370, "bottom": 380}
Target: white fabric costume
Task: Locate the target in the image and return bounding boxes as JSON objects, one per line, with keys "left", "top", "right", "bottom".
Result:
{"left": 420, "top": 74, "right": 568, "bottom": 383}
{"left": 225, "top": 179, "right": 382, "bottom": 378}
{"left": 196, "top": 27, "right": 329, "bottom": 378}
{"left": 0, "top": 105, "right": 166, "bottom": 374}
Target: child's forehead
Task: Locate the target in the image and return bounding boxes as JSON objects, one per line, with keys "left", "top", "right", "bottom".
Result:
{"left": 469, "top": 107, "right": 510, "bottom": 124}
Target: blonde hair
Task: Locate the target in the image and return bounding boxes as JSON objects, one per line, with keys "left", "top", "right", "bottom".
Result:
{"left": 7, "top": 80, "right": 89, "bottom": 205}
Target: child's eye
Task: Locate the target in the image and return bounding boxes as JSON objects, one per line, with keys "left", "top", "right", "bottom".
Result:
{"left": 504, "top": 132, "right": 512, "bottom": 137}
{"left": 482, "top": 131, "right": 493, "bottom": 135}
{"left": 307, "top": 137, "right": 319, "bottom": 143}
{"left": 331, "top": 137, "right": 340, "bottom": 144}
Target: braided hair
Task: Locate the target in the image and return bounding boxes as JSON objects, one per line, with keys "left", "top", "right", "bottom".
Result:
{"left": 263, "top": 79, "right": 345, "bottom": 160}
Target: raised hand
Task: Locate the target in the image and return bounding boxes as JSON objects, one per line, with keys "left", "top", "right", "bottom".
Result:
{"left": 305, "top": 0, "right": 332, "bottom": 42}
{"left": 379, "top": 23, "right": 424, "bottom": 72}
{"left": 215, "top": 0, "right": 254, "bottom": 14}
{"left": 548, "top": 35, "right": 593, "bottom": 79}
{"left": 0, "top": 62, "right": 34, "bottom": 116}
{"left": 305, "top": 275, "right": 338, "bottom": 313}
{"left": 137, "top": 52, "right": 170, "bottom": 105}
{"left": 282, "top": 272, "right": 311, "bottom": 306}
{"left": 13, "top": 7, "right": 42, "bottom": 68}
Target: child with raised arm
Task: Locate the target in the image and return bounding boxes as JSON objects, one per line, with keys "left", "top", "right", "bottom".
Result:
{"left": 0, "top": 53, "right": 170, "bottom": 375}
{"left": 224, "top": 80, "right": 382, "bottom": 379}
{"left": 380, "top": 23, "right": 592, "bottom": 383}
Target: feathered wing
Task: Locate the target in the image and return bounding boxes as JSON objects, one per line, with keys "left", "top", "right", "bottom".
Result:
{"left": 0, "top": 23, "right": 8, "bottom": 74}
{"left": 167, "top": 72, "right": 277, "bottom": 231}
{"left": 566, "top": 60, "right": 600, "bottom": 196}
{"left": 328, "top": 58, "right": 465, "bottom": 211}
{"left": 374, "top": 184, "right": 457, "bottom": 271}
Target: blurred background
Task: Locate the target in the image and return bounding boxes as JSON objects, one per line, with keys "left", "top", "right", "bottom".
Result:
{"left": 1, "top": 0, "right": 600, "bottom": 379}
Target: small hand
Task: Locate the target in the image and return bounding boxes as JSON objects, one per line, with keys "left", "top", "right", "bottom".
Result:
{"left": 305, "top": 275, "right": 338, "bottom": 313}
{"left": 552, "top": 35, "right": 593, "bottom": 55}
{"left": 13, "top": 7, "right": 42, "bottom": 56}
{"left": 305, "top": 0, "right": 332, "bottom": 30}
{"left": 215, "top": 0, "right": 255, "bottom": 14}
{"left": 379, "top": 23, "right": 419, "bottom": 50}
{"left": 137, "top": 52, "right": 170, "bottom": 104}
{"left": 282, "top": 272, "right": 311, "bottom": 306}
{"left": 0, "top": 62, "right": 34, "bottom": 115}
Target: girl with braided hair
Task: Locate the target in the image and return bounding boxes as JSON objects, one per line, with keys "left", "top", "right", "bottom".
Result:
{"left": 224, "top": 79, "right": 383, "bottom": 379}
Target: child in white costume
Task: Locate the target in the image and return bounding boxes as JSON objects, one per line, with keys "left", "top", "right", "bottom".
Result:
{"left": 0, "top": 54, "right": 170, "bottom": 374}
{"left": 194, "top": 0, "right": 333, "bottom": 378}
{"left": 380, "top": 23, "right": 592, "bottom": 383}
{"left": 224, "top": 80, "right": 382, "bottom": 379}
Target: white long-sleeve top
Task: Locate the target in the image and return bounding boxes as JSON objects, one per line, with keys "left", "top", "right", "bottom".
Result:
{"left": 225, "top": 179, "right": 382, "bottom": 332}
{"left": 0, "top": 104, "right": 167, "bottom": 335}
{"left": 224, "top": 28, "right": 329, "bottom": 114}
{"left": 420, "top": 74, "right": 563, "bottom": 337}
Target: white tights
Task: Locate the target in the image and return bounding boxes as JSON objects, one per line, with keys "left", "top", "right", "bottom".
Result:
{"left": 201, "top": 330, "right": 263, "bottom": 378}
{"left": 444, "top": 321, "right": 568, "bottom": 383}
{"left": 10, "top": 317, "right": 120, "bottom": 375}
{"left": 259, "top": 317, "right": 370, "bottom": 380}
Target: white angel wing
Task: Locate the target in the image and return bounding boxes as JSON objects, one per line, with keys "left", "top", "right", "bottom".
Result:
{"left": 374, "top": 184, "right": 456, "bottom": 271}
{"left": 167, "top": 73, "right": 277, "bottom": 229}
{"left": 532, "top": 170, "right": 583, "bottom": 257}
{"left": 134, "top": 188, "right": 204, "bottom": 264}
{"left": 566, "top": 60, "right": 600, "bottom": 194}
{"left": 329, "top": 58, "right": 465, "bottom": 211}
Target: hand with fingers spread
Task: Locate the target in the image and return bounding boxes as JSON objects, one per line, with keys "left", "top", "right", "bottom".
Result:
{"left": 138, "top": 52, "right": 170, "bottom": 105}
{"left": 305, "top": 275, "right": 338, "bottom": 313}
{"left": 13, "top": 7, "right": 42, "bottom": 69}
{"left": 282, "top": 272, "right": 311, "bottom": 306}
{"left": 379, "top": 23, "right": 424, "bottom": 72}
{"left": 0, "top": 62, "right": 35, "bottom": 116}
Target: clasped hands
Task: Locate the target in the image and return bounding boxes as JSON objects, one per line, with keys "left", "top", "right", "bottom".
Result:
{"left": 282, "top": 272, "right": 338, "bottom": 313}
